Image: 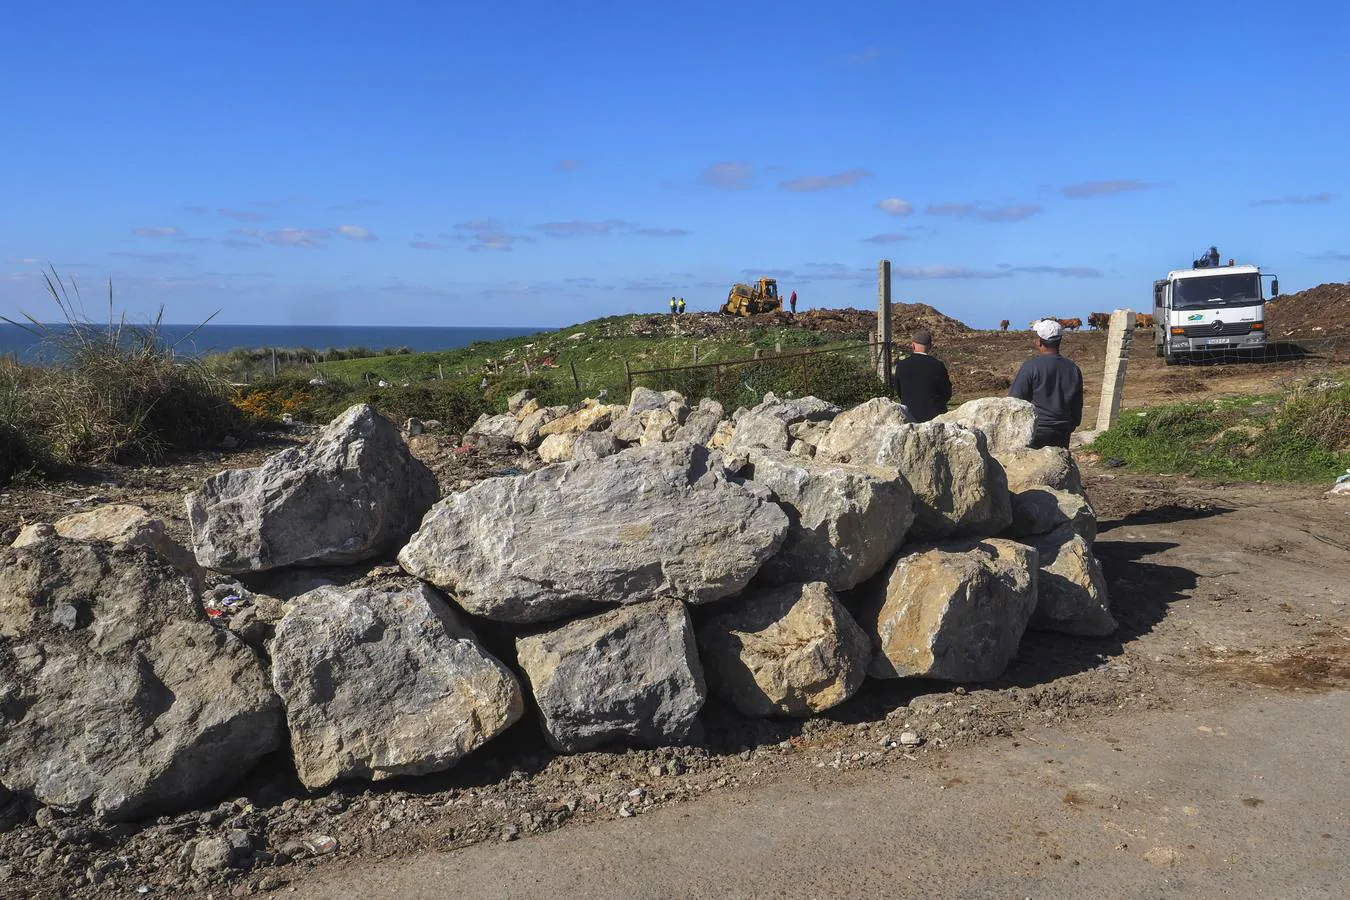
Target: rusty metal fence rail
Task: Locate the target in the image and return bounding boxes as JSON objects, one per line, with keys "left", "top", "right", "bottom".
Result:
{"left": 624, "top": 340, "right": 891, "bottom": 400}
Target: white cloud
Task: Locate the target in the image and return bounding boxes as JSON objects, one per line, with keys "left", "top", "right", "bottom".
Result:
{"left": 5, "top": 258, "right": 38, "bottom": 265}
{"left": 862, "top": 233, "right": 913, "bottom": 244}
{"left": 133, "top": 226, "right": 184, "bottom": 238}
{"left": 847, "top": 46, "right": 882, "bottom": 65}
{"left": 1251, "top": 192, "right": 1337, "bottom": 207}
{"left": 336, "top": 224, "right": 378, "bottom": 241}
{"left": 232, "top": 227, "right": 330, "bottom": 249}
{"left": 556, "top": 159, "right": 583, "bottom": 172}
{"left": 698, "top": 161, "right": 754, "bottom": 190}
{"left": 925, "top": 201, "right": 1044, "bottom": 222}
{"left": 876, "top": 198, "right": 913, "bottom": 216}
{"left": 450, "top": 219, "right": 533, "bottom": 252}
{"left": 1061, "top": 179, "right": 1166, "bottom": 198}
{"left": 780, "top": 169, "right": 872, "bottom": 192}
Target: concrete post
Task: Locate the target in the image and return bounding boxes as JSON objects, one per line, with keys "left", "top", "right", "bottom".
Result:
{"left": 1096, "top": 308, "right": 1135, "bottom": 432}
{"left": 877, "top": 260, "right": 893, "bottom": 384}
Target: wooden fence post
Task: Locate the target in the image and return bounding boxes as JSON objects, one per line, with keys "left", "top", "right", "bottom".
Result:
{"left": 570, "top": 360, "right": 581, "bottom": 391}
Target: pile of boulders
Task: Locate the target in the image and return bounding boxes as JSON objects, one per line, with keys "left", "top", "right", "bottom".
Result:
{"left": 0, "top": 388, "right": 1112, "bottom": 831}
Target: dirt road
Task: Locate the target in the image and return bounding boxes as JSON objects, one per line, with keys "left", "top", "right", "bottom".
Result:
{"left": 297, "top": 690, "right": 1350, "bottom": 900}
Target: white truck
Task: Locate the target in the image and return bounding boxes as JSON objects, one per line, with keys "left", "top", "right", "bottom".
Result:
{"left": 1152, "top": 251, "right": 1279, "bottom": 365}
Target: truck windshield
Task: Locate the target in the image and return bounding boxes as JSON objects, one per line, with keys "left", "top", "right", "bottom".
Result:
{"left": 1172, "top": 273, "right": 1261, "bottom": 309}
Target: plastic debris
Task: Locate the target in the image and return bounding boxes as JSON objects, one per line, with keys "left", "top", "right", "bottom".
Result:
{"left": 303, "top": 834, "right": 339, "bottom": 856}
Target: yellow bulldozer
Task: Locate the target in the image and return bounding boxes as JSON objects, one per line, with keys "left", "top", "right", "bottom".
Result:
{"left": 720, "top": 277, "right": 781, "bottom": 316}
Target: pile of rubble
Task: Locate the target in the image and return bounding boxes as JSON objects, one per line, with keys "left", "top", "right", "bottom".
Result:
{"left": 0, "top": 389, "right": 1111, "bottom": 883}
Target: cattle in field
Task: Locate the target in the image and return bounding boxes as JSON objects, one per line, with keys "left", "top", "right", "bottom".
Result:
{"left": 1136, "top": 313, "right": 1154, "bottom": 329}
{"left": 999, "top": 319, "right": 1010, "bottom": 331}
{"left": 1057, "top": 317, "right": 1082, "bottom": 331}
{"left": 1087, "top": 312, "right": 1111, "bottom": 330}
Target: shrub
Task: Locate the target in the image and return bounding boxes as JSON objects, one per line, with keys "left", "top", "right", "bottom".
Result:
{"left": 2, "top": 272, "right": 246, "bottom": 467}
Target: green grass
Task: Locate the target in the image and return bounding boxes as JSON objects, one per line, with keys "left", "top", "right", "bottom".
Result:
{"left": 1091, "top": 377, "right": 1350, "bottom": 483}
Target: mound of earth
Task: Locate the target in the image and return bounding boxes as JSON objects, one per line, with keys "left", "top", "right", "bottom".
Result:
{"left": 620, "top": 304, "right": 973, "bottom": 341}
{"left": 1266, "top": 281, "right": 1350, "bottom": 340}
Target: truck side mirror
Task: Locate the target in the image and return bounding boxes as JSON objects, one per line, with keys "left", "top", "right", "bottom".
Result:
{"left": 1271, "top": 279, "right": 1279, "bottom": 297}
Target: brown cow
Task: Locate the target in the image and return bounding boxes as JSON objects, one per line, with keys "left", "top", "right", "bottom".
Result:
{"left": 1087, "top": 312, "right": 1111, "bottom": 330}
{"left": 1135, "top": 313, "right": 1154, "bottom": 329}
{"left": 1057, "top": 317, "right": 1082, "bottom": 331}
{"left": 999, "top": 319, "right": 1010, "bottom": 332}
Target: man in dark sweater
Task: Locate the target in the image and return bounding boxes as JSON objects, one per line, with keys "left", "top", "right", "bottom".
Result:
{"left": 1009, "top": 319, "right": 1084, "bottom": 448}
{"left": 890, "top": 329, "right": 952, "bottom": 422}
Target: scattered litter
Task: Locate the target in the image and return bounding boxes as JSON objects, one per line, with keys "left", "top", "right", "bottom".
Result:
{"left": 302, "top": 834, "right": 339, "bottom": 856}
{"left": 1105, "top": 458, "right": 1127, "bottom": 468}
{"left": 493, "top": 467, "right": 525, "bottom": 478}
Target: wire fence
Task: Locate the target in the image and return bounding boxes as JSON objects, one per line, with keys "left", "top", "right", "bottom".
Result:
{"left": 626, "top": 341, "right": 891, "bottom": 410}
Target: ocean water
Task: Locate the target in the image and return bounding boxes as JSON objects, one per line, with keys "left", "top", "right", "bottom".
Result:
{"left": 0, "top": 324, "right": 546, "bottom": 363}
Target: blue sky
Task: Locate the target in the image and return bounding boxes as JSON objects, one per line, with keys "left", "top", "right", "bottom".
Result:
{"left": 2, "top": 0, "right": 1347, "bottom": 329}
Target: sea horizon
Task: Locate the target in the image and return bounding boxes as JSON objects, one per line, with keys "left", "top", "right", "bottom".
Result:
{"left": 0, "top": 323, "right": 548, "bottom": 363}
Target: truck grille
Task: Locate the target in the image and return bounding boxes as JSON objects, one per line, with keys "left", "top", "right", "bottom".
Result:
{"left": 1181, "top": 321, "right": 1255, "bottom": 338}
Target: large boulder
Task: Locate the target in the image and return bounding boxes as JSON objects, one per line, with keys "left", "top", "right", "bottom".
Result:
{"left": 812, "top": 398, "right": 913, "bottom": 462}
{"left": 1010, "top": 487, "right": 1097, "bottom": 543}
{"left": 935, "top": 398, "right": 1036, "bottom": 454}
{"left": 820, "top": 420, "right": 1012, "bottom": 542}
{"left": 515, "top": 599, "right": 705, "bottom": 752}
{"left": 727, "top": 396, "right": 842, "bottom": 454}
{"left": 536, "top": 432, "right": 576, "bottom": 464}
{"left": 538, "top": 403, "right": 621, "bottom": 438}
{"left": 863, "top": 538, "right": 1038, "bottom": 682}
{"left": 639, "top": 409, "right": 682, "bottom": 446}
{"left": 629, "top": 387, "right": 686, "bottom": 417}
{"left": 12, "top": 504, "right": 197, "bottom": 579}
{"left": 271, "top": 584, "right": 523, "bottom": 790}
{"left": 186, "top": 405, "right": 439, "bottom": 575}
{"left": 1030, "top": 526, "right": 1116, "bottom": 636}
{"left": 673, "top": 399, "right": 725, "bottom": 446}
{"left": 514, "top": 406, "right": 567, "bottom": 450}
{"left": 697, "top": 582, "right": 870, "bottom": 718}
{"left": 399, "top": 443, "right": 789, "bottom": 623}
{"left": 467, "top": 413, "right": 520, "bottom": 441}
{"left": 749, "top": 450, "right": 914, "bottom": 591}
{"left": 0, "top": 541, "right": 282, "bottom": 819}
{"left": 507, "top": 389, "right": 535, "bottom": 417}
{"left": 994, "top": 446, "right": 1083, "bottom": 495}
{"left": 573, "top": 431, "right": 620, "bottom": 461}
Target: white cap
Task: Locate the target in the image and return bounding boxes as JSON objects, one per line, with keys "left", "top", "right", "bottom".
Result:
{"left": 1033, "top": 319, "right": 1063, "bottom": 342}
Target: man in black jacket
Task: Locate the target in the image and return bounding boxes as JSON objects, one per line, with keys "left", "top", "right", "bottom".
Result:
{"left": 1009, "top": 319, "right": 1084, "bottom": 448}
{"left": 890, "top": 329, "right": 952, "bottom": 422}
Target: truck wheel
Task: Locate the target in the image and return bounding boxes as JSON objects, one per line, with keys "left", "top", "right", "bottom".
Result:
{"left": 1163, "top": 351, "right": 1179, "bottom": 366}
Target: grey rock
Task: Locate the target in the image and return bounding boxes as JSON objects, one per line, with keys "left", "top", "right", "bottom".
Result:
{"left": 0, "top": 540, "right": 282, "bottom": 820}
{"left": 513, "top": 406, "right": 566, "bottom": 450}
{"left": 863, "top": 538, "right": 1038, "bottom": 682}
{"left": 573, "top": 431, "right": 620, "bottom": 461}
{"left": 271, "top": 584, "right": 523, "bottom": 790}
{"left": 609, "top": 413, "right": 646, "bottom": 445}
{"left": 1030, "top": 525, "right": 1116, "bottom": 636}
{"left": 820, "top": 419, "right": 1012, "bottom": 542}
{"left": 515, "top": 599, "right": 706, "bottom": 752}
{"left": 749, "top": 450, "right": 914, "bottom": 591}
{"left": 935, "top": 397, "right": 1037, "bottom": 454}
{"left": 1010, "top": 487, "right": 1097, "bottom": 543}
{"left": 628, "top": 387, "right": 686, "bottom": 417}
{"left": 993, "top": 447, "right": 1083, "bottom": 495}
{"left": 399, "top": 443, "right": 789, "bottom": 623}
{"left": 13, "top": 505, "right": 199, "bottom": 583}
{"left": 507, "top": 389, "right": 535, "bottom": 416}
{"left": 190, "top": 836, "right": 235, "bottom": 874}
{"left": 404, "top": 418, "right": 424, "bottom": 437}
{"left": 697, "top": 582, "right": 870, "bottom": 717}
{"left": 186, "top": 405, "right": 439, "bottom": 574}
{"left": 467, "top": 413, "right": 520, "bottom": 441}
{"left": 673, "top": 399, "right": 725, "bottom": 446}
{"left": 728, "top": 396, "right": 842, "bottom": 454}
{"left": 812, "top": 398, "right": 913, "bottom": 463}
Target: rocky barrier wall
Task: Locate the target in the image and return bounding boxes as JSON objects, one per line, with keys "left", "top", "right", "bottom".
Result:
{"left": 0, "top": 388, "right": 1113, "bottom": 825}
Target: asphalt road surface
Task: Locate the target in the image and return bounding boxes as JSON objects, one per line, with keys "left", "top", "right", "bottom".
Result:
{"left": 295, "top": 688, "right": 1349, "bottom": 899}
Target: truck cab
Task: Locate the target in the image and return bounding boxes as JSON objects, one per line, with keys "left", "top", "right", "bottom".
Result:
{"left": 1152, "top": 263, "right": 1278, "bottom": 365}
